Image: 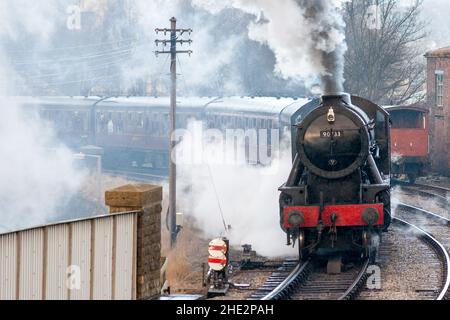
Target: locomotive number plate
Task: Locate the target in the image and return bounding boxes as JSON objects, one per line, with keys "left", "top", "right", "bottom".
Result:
{"left": 320, "top": 130, "right": 344, "bottom": 138}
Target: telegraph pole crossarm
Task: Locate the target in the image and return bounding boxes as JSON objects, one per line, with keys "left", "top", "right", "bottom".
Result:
{"left": 155, "top": 17, "right": 193, "bottom": 248}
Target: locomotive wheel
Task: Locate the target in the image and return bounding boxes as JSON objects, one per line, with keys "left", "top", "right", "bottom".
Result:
{"left": 383, "top": 209, "right": 392, "bottom": 232}
{"left": 362, "top": 230, "right": 370, "bottom": 252}
{"left": 369, "top": 241, "right": 379, "bottom": 264}
{"left": 362, "top": 230, "right": 379, "bottom": 264}
{"left": 378, "top": 190, "right": 391, "bottom": 231}
{"left": 298, "top": 231, "right": 307, "bottom": 260}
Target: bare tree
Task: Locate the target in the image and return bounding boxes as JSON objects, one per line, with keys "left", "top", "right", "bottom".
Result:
{"left": 344, "top": 0, "right": 427, "bottom": 105}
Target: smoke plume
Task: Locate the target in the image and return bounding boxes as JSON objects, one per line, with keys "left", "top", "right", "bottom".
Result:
{"left": 192, "top": 0, "right": 349, "bottom": 93}
{"left": 0, "top": 0, "right": 85, "bottom": 232}
{"left": 176, "top": 121, "right": 297, "bottom": 257}
{"left": 419, "top": 0, "right": 450, "bottom": 49}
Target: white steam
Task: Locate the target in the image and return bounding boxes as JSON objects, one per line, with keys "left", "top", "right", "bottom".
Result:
{"left": 124, "top": 0, "right": 245, "bottom": 95}
{"left": 0, "top": 0, "right": 59, "bottom": 41}
{"left": 0, "top": 97, "right": 84, "bottom": 232}
{"left": 0, "top": 1, "right": 85, "bottom": 232}
{"left": 177, "top": 121, "right": 296, "bottom": 257}
{"left": 420, "top": 0, "right": 450, "bottom": 49}
{"left": 192, "top": 0, "right": 349, "bottom": 93}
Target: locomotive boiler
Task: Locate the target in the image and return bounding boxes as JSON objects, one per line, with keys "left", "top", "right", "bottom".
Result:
{"left": 279, "top": 93, "right": 391, "bottom": 268}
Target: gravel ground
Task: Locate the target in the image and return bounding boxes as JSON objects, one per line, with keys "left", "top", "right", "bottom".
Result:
{"left": 219, "top": 224, "right": 445, "bottom": 301}
{"left": 359, "top": 225, "right": 443, "bottom": 300}
{"left": 97, "top": 174, "right": 450, "bottom": 300}
{"left": 209, "top": 269, "right": 281, "bottom": 300}
{"left": 394, "top": 187, "right": 450, "bottom": 219}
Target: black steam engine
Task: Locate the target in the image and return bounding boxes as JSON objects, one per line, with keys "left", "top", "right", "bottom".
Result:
{"left": 279, "top": 93, "right": 391, "bottom": 268}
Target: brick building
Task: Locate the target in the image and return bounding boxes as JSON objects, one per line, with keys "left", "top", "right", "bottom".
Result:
{"left": 425, "top": 46, "right": 450, "bottom": 176}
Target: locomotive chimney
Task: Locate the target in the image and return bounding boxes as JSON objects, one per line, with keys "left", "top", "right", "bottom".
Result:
{"left": 321, "top": 93, "right": 351, "bottom": 106}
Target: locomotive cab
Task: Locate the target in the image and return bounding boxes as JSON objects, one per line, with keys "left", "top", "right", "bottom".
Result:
{"left": 279, "top": 93, "right": 391, "bottom": 266}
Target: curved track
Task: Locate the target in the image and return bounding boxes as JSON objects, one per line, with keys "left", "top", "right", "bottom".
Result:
{"left": 255, "top": 258, "right": 370, "bottom": 301}
{"left": 393, "top": 185, "right": 450, "bottom": 300}
{"left": 412, "top": 183, "right": 450, "bottom": 198}
{"left": 252, "top": 203, "right": 450, "bottom": 300}
{"left": 392, "top": 216, "right": 450, "bottom": 300}
{"left": 399, "top": 184, "right": 449, "bottom": 207}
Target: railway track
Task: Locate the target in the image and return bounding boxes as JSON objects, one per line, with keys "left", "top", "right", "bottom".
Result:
{"left": 399, "top": 184, "right": 449, "bottom": 207}
{"left": 393, "top": 179, "right": 450, "bottom": 195}
{"left": 412, "top": 183, "right": 450, "bottom": 198}
{"left": 248, "top": 258, "right": 370, "bottom": 301}
{"left": 249, "top": 205, "right": 450, "bottom": 300}
{"left": 391, "top": 217, "right": 450, "bottom": 300}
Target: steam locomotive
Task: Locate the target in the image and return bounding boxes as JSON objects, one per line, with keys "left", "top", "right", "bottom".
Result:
{"left": 19, "top": 94, "right": 391, "bottom": 269}
{"left": 279, "top": 93, "right": 391, "bottom": 268}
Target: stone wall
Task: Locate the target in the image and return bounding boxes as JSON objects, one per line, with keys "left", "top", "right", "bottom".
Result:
{"left": 105, "top": 184, "right": 162, "bottom": 300}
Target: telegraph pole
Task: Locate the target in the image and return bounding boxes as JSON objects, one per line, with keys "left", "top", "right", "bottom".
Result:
{"left": 155, "top": 17, "right": 193, "bottom": 248}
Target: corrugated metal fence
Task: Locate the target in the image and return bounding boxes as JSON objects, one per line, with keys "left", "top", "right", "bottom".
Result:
{"left": 0, "top": 211, "right": 138, "bottom": 300}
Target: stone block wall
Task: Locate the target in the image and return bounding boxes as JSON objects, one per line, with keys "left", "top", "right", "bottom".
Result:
{"left": 105, "top": 184, "right": 162, "bottom": 300}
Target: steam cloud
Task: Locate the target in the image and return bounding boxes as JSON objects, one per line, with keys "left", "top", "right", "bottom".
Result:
{"left": 420, "top": 0, "right": 450, "bottom": 49}
{"left": 0, "top": 96, "right": 84, "bottom": 232}
{"left": 192, "top": 0, "right": 349, "bottom": 93}
{"left": 0, "top": 0, "right": 85, "bottom": 232}
{"left": 132, "top": 0, "right": 246, "bottom": 95}
{"left": 177, "top": 121, "right": 296, "bottom": 257}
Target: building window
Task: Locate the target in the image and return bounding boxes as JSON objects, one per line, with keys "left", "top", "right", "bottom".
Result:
{"left": 436, "top": 71, "right": 444, "bottom": 107}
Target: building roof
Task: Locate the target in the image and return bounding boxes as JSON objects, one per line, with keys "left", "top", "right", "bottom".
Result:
{"left": 205, "top": 96, "right": 304, "bottom": 115}
{"left": 425, "top": 46, "right": 450, "bottom": 58}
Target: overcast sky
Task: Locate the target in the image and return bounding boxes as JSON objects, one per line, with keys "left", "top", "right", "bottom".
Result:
{"left": 398, "top": 0, "right": 450, "bottom": 49}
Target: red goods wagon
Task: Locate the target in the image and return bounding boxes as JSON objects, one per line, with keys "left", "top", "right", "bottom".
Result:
{"left": 387, "top": 106, "right": 430, "bottom": 183}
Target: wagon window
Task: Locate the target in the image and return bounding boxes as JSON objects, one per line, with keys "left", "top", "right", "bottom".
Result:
{"left": 390, "top": 110, "right": 424, "bottom": 129}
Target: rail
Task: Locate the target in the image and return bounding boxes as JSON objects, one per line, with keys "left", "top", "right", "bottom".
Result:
{"left": 393, "top": 217, "right": 450, "bottom": 300}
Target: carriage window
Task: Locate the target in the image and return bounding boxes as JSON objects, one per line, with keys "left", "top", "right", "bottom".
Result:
{"left": 115, "top": 112, "right": 125, "bottom": 134}
{"left": 390, "top": 110, "right": 424, "bottom": 129}
{"left": 163, "top": 114, "right": 169, "bottom": 135}
{"left": 436, "top": 71, "right": 444, "bottom": 107}
{"left": 97, "top": 112, "right": 108, "bottom": 133}
{"left": 72, "top": 111, "right": 83, "bottom": 131}
{"left": 137, "top": 112, "right": 144, "bottom": 129}
{"left": 237, "top": 118, "right": 242, "bottom": 128}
